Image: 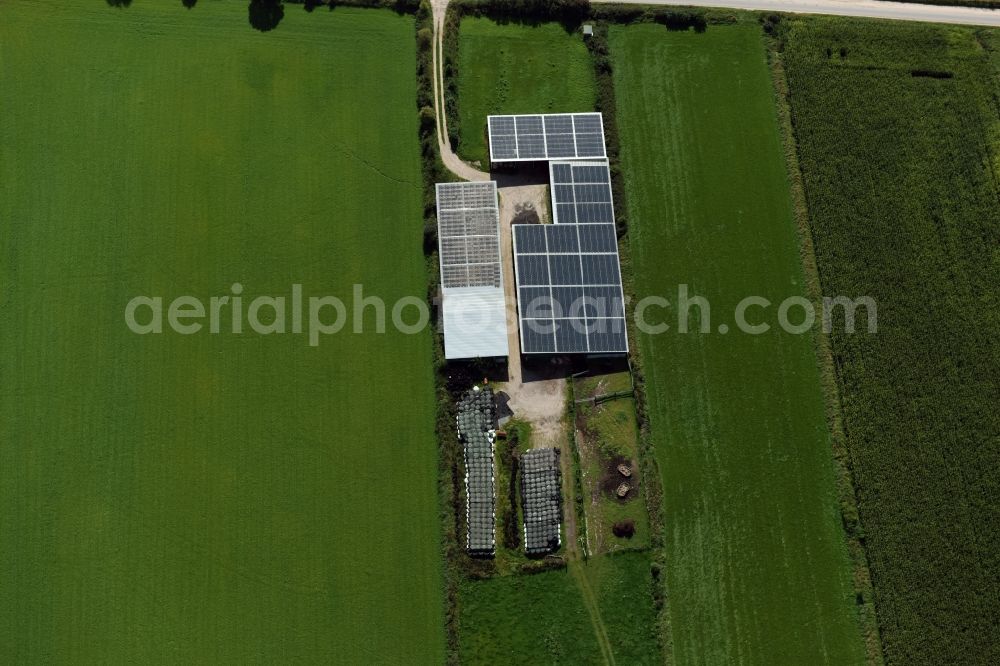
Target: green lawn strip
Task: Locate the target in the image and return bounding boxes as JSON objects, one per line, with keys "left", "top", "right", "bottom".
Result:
{"left": 783, "top": 17, "right": 1000, "bottom": 665}
{"left": 0, "top": 2, "right": 443, "bottom": 662}
{"left": 581, "top": 551, "right": 664, "bottom": 665}
{"left": 457, "top": 567, "right": 602, "bottom": 664}
{"left": 454, "top": 17, "right": 597, "bottom": 164}
{"left": 458, "top": 551, "right": 662, "bottom": 665}
{"left": 610, "top": 22, "right": 866, "bottom": 665}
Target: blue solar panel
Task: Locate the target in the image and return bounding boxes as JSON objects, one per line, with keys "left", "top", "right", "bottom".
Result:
{"left": 545, "top": 225, "right": 579, "bottom": 253}
{"left": 515, "top": 115, "right": 544, "bottom": 134}
{"left": 519, "top": 287, "right": 555, "bottom": 318}
{"left": 552, "top": 163, "right": 573, "bottom": 184}
{"left": 517, "top": 255, "right": 550, "bottom": 286}
{"left": 572, "top": 113, "right": 604, "bottom": 134}
{"left": 574, "top": 183, "right": 612, "bottom": 203}
{"left": 576, "top": 203, "right": 614, "bottom": 224}
{"left": 490, "top": 116, "right": 515, "bottom": 135}
{"left": 550, "top": 286, "right": 585, "bottom": 318}
{"left": 577, "top": 224, "right": 618, "bottom": 252}
{"left": 573, "top": 164, "right": 610, "bottom": 183}
{"left": 515, "top": 225, "right": 547, "bottom": 254}
{"left": 488, "top": 113, "right": 607, "bottom": 161}
{"left": 556, "top": 203, "right": 577, "bottom": 225}
{"left": 574, "top": 133, "right": 606, "bottom": 157}
{"left": 554, "top": 320, "right": 590, "bottom": 353}
{"left": 583, "top": 286, "right": 625, "bottom": 318}
{"left": 585, "top": 318, "right": 627, "bottom": 353}
{"left": 543, "top": 115, "right": 573, "bottom": 134}
{"left": 521, "top": 320, "right": 556, "bottom": 353}
{"left": 517, "top": 133, "right": 546, "bottom": 159}
{"left": 549, "top": 254, "right": 583, "bottom": 285}
{"left": 581, "top": 254, "right": 620, "bottom": 285}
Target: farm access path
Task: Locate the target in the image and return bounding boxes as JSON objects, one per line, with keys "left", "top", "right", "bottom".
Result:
{"left": 429, "top": 0, "right": 568, "bottom": 441}
{"left": 431, "top": 0, "right": 489, "bottom": 182}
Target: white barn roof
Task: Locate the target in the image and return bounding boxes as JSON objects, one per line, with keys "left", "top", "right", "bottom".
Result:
{"left": 436, "top": 181, "right": 509, "bottom": 359}
{"left": 442, "top": 287, "right": 509, "bottom": 360}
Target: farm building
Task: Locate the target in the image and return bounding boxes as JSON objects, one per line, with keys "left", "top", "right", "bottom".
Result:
{"left": 436, "top": 181, "right": 509, "bottom": 360}
{"left": 486, "top": 112, "right": 628, "bottom": 356}
{"left": 521, "top": 447, "right": 563, "bottom": 555}
{"left": 511, "top": 159, "right": 628, "bottom": 355}
{"left": 487, "top": 112, "right": 606, "bottom": 163}
{"left": 456, "top": 386, "right": 498, "bottom": 556}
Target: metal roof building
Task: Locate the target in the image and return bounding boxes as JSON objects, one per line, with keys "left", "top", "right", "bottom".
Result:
{"left": 488, "top": 113, "right": 607, "bottom": 163}
{"left": 511, "top": 160, "right": 628, "bottom": 355}
{"left": 436, "top": 181, "right": 509, "bottom": 360}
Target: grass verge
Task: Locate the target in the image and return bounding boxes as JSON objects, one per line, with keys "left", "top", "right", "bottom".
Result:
{"left": 609, "top": 21, "right": 867, "bottom": 664}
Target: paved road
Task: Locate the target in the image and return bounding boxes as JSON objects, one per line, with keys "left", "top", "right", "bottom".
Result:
{"left": 593, "top": 0, "right": 1000, "bottom": 28}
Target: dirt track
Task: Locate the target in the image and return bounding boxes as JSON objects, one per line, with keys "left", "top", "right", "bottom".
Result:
{"left": 430, "top": 0, "right": 489, "bottom": 182}
{"left": 495, "top": 184, "right": 569, "bottom": 449}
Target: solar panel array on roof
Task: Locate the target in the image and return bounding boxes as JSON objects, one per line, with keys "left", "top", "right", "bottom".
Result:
{"left": 436, "top": 182, "right": 509, "bottom": 360}
{"left": 457, "top": 387, "right": 498, "bottom": 556}
{"left": 488, "top": 113, "right": 607, "bottom": 163}
{"left": 436, "top": 182, "right": 503, "bottom": 289}
{"left": 521, "top": 448, "right": 562, "bottom": 555}
{"left": 511, "top": 161, "right": 628, "bottom": 355}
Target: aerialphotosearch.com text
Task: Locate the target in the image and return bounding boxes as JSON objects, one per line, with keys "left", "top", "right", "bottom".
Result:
{"left": 124, "top": 283, "right": 877, "bottom": 347}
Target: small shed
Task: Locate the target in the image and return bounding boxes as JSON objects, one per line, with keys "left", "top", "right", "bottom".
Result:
{"left": 582, "top": 24, "right": 594, "bottom": 38}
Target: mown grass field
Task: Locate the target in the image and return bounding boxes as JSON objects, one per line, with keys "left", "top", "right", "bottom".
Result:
{"left": 455, "top": 17, "right": 597, "bottom": 164}
{"left": 0, "top": 1, "right": 444, "bottom": 662}
{"left": 610, "top": 23, "right": 866, "bottom": 664}
{"left": 458, "top": 551, "right": 660, "bottom": 664}
{"left": 783, "top": 18, "right": 1000, "bottom": 664}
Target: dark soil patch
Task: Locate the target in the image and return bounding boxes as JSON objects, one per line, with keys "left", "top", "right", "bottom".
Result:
{"left": 612, "top": 519, "right": 636, "bottom": 538}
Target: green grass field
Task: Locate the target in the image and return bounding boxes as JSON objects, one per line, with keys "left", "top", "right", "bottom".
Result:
{"left": 584, "top": 551, "right": 663, "bottom": 664}
{"left": 784, "top": 18, "right": 1000, "bottom": 664}
{"left": 458, "top": 552, "right": 660, "bottom": 664}
{"left": 458, "top": 567, "right": 599, "bottom": 664}
{"left": 610, "top": 23, "right": 866, "bottom": 664}
{"left": 455, "top": 17, "right": 597, "bottom": 164}
{"left": 0, "top": 2, "right": 444, "bottom": 662}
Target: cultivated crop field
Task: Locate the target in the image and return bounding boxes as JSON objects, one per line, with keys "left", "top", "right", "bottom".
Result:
{"left": 783, "top": 18, "right": 1000, "bottom": 664}
{"left": 0, "top": 1, "right": 444, "bottom": 662}
{"left": 454, "top": 17, "right": 597, "bottom": 164}
{"left": 610, "top": 23, "right": 866, "bottom": 664}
